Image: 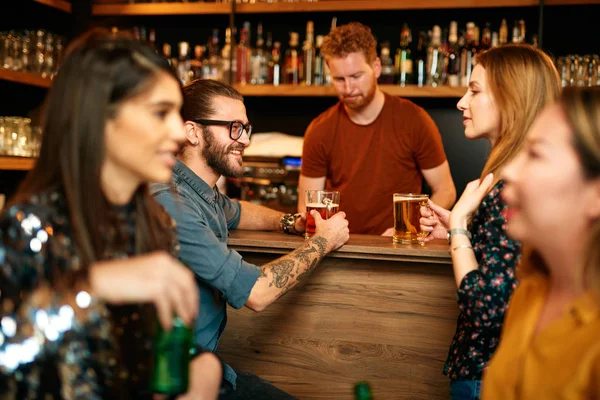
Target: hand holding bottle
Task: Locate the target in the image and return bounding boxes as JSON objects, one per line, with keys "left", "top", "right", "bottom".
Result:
{"left": 89, "top": 251, "right": 198, "bottom": 329}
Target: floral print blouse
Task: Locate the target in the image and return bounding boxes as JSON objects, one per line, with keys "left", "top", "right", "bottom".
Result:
{"left": 0, "top": 190, "right": 174, "bottom": 399}
{"left": 444, "top": 180, "right": 521, "bottom": 381}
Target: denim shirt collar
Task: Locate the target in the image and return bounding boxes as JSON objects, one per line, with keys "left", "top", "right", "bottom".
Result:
{"left": 172, "top": 159, "right": 217, "bottom": 206}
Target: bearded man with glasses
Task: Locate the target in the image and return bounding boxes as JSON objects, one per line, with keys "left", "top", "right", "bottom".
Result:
{"left": 151, "top": 79, "right": 349, "bottom": 400}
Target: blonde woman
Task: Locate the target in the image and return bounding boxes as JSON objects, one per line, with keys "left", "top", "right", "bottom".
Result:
{"left": 482, "top": 87, "right": 600, "bottom": 398}
{"left": 419, "top": 44, "right": 561, "bottom": 399}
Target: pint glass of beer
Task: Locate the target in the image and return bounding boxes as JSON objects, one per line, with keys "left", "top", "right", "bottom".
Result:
{"left": 305, "top": 190, "right": 340, "bottom": 239}
{"left": 393, "top": 193, "right": 430, "bottom": 244}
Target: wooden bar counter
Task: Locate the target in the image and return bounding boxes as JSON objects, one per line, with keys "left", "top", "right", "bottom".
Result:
{"left": 219, "top": 231, "right": 457, "bottom": 399}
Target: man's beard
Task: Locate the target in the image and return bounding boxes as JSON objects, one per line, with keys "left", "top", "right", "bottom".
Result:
{"left": 341, "top": 75, "right": 377, "bottom": 110}
{"left": 202, "top": 127, "right": 244, "bottom": 178}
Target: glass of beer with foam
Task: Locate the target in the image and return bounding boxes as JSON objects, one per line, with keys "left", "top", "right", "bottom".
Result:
{"left": 393, "top": 193, "right": 430, "bottom": 245}
{"left": 305, "top": 190, "right": 340, "bottom": 239}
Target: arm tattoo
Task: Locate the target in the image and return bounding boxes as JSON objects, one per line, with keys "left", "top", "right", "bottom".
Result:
{"left": 294, "top": 245, "right": 317, "bottom": 264}
{"left": 268, "top": 259, "right": 295, "bottom": 288}
{"left": 311, "top": 236, "right": 327, "bottom": 258}
{"left": 263, "top": 236, "right": 330, "bottom": 297}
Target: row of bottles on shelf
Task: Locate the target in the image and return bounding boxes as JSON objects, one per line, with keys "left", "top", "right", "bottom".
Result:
{"left": 130, "top": 17, "right": 539, "bottom": 88}
{"left": 557, "top": 54, "right": 600, "bottom": 88}
{"left": 380, "top": 19, "right": 533, "bottom": 87}
{"left": 0, "top": 30, "right": 66, "bottom": 79}
{"left": 0, "top": 117, "right": 42, "bottom": 158}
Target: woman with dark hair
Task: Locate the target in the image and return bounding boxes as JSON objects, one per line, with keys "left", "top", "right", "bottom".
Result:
{"left": 483, "top": 86, "right": 600, "bottom": 398}
{"left": 0, "top": 29, "right": 222, "bottom": 399}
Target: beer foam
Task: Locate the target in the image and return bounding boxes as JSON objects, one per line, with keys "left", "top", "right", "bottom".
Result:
{"left": 394, "top": 196, "right": 427, "bottom": 201}
{"left": 306, "top": 203, "right": 340, "bottom": 208}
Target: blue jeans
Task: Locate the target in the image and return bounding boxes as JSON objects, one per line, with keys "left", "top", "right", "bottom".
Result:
{"left": 219, "top": 370, "right": 298, "bottom": 400}
{"left": 450, "top": 380, "right": 482, "bottom": 400}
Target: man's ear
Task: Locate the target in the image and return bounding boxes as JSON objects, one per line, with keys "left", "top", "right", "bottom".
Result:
{"left": 184, "top": 121, "right": 200, "bottom": 145}
{"left": 373, "top": 57, "right": 382, "bottom": 79}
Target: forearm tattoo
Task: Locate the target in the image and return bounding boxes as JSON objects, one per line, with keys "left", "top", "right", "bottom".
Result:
{"left": 260, "top": 236, "right": 329, "bottom": 294}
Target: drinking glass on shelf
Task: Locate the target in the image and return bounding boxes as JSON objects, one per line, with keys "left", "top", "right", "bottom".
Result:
{"left": 0, "top": 117, "right": 6, "bottom": 156}
{"left": 0, "top": 117, "right": 41, "bottom": 157}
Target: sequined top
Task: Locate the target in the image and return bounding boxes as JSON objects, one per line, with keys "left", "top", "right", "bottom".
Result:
{"left": 0, "top": 190, "right": 170, "bottom": 399}
{"left": 444, "top": 181, "right": 522, "bottom": 381}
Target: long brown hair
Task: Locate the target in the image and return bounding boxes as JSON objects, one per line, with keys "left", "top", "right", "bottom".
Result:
{"left": 521, "top": 87, "right": 600, "bottom": 296}
{"left": 11, "top": 28, "right": 179, "bottom": 265}
{"left": 476, "top": 44, "right": 561, "bottom": 180}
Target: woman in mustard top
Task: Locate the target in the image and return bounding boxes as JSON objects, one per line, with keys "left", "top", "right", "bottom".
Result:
{"left": 482, "top": 87, "right": 600, "bottom": 399}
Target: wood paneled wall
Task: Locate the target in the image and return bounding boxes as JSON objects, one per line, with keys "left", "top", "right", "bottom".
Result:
{"left": 218, "top": 253, "right": 458, "bottom": 399}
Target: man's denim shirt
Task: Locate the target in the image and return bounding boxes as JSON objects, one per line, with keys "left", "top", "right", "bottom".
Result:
{"left": 150, "top": 159, "right": 261, "bottom": 388}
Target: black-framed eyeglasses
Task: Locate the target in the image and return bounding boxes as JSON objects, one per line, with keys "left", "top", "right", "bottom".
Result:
{"left": 193, "top": 119, "right": 253, "bottom": 140}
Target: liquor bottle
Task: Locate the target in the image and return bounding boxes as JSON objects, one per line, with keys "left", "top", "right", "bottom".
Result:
{"left": 139, "top": 26, "right": 148, "bottom": 43}
{"left": 354, "top": 381, "right": 373, "bottom": 400}
{"left": 190, "top": 45, "right": 204, "bottom": 80}
{"left": 426, "top": 25, "right": 443, "bottom": 87}
{"left": 460, "top": 22, "right": 477, "bottom": 87}
{"left": 519, "top": 19, "right": 527, "bottom": 44}
{"left": 221, "top": 27, "right": 234, "bottom": 84}
{"left": 499, "top": 18, "right": 508, "bottom": 45}
{"left": 177, "top": 41, "right": 192, "bottom": 85}
{"left": 473, "top": 24, "right": 480, "bottom": 51}
{"left": 446, "top": 21, "right": 460, "bottom": 87}
{"left": 395, "top": 23, "right": 412, "bottom": 87}
{"left": 303, "top": 21, "right": 315, "bottom": 85}
{"left": 284, "top": 32, "right": 301, "bottom": 84}
{"left": 236, "top": 27, "right": 249, "bottom": 84}
{"left": 480, "top": 22, "right": 492, "bottom": 51}
{"left": 265, "top": 31, "right": 273, "bottom": 83}
{"left": 207, "top": 29, "right": 222, "bottom": 81}
{"left": 269, "top": 41, "right": 281, "bottom": 86}
{"left": 148, "top": 28, "right": 156, "bottom": 50}
{"left": 313, "top": 35, "right": 325, "bottom": 85}
{"left": 150, "top": 316, "right": 193, "bottom": 396}
{"left": 250, "top": 23, "right": 268, "bottom": 84}
{"left": 511, "top": 20, "right": 521, "bottom": 43}
{"left": 491, "top": 32, "right": 499, "bottom": 48}
{"left": 378, "top": 42, "right": 394, "bottom": 84}
{"left": 414, "top": 31, "right": 427, "bottom": 87}
{"left": 162, "top": 43, "right": 175, "bottom": 68}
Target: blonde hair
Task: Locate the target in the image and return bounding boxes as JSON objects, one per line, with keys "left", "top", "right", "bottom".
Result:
{"left": 476, "top": 44, "right": 561, "bottom": 180}
{"left": 520, "top": 87, "right": 600, "bottom": 296}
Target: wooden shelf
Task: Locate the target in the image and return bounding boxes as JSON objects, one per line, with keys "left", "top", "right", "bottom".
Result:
{"left": 236, "top": 0, "right": 541, "bottom": 13}
{"left": 233, "top": 84, "right": 466, "bottom": 98}
{"left": 33, "top": 0, "right": 72, "bottom": 13}
{"left": 92, "top": 2, "right": 230, "bottom": 15}
{"left": 90, "top": 0, "right": 599, "bottom": 16}
{"left": 545, "top": 0, "right": 600, "bottom": 4}
{"left": 0, "top": 157, "right": 36, "bottom": 171}
{"left": 0, "top": 69, "right": 52, "bottom": 88}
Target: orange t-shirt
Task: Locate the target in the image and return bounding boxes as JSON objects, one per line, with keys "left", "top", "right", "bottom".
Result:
{"left": 301, "top": 93, "right": 448, "bottom": 235}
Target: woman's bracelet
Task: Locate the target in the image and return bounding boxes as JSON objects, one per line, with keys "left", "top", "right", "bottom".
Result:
{"left": 451, "top": 244, "right": 473, "bottom": 251}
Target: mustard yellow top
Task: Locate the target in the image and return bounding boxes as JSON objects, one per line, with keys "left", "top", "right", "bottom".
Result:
{"left": 481, "top": 273, "right": 600, "bottom": 399}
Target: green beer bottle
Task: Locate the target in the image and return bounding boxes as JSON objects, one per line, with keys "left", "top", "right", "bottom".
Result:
{"left": 151, "top": 315, "right": 193, "bottom": 396}
{"left": 354, "top": 381, "right": 373, "bottom": 400}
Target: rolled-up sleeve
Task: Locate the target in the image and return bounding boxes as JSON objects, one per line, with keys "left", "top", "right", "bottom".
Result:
{"left": 154, "top": 191, "right": 260, "bottom": 309}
